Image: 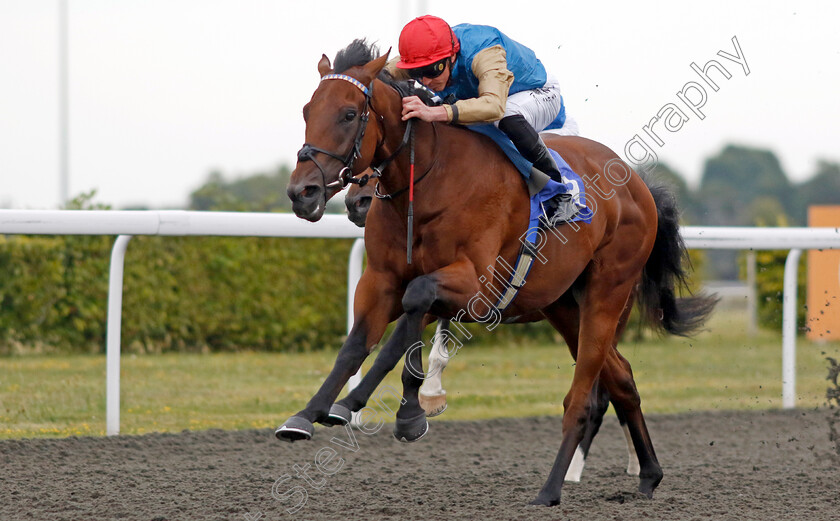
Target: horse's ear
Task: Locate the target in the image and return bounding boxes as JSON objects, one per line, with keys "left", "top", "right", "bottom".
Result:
{"left": 361, "top": 48, "right": 391, "bottom": 80}
{"left": 318, "top": 54, "right": 332, "bottom": 77}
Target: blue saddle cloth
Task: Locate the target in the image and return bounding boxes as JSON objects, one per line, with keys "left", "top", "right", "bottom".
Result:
{"left": 468, "top": 124, "right": 592, "bottom": 243}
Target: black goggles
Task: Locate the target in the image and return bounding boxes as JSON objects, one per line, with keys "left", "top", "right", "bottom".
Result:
{"left": 407, "top": 59, "right": 448, "bottom": 80}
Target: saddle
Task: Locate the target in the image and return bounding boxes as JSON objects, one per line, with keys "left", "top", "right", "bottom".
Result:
{"left": 397, "top": 80, "right": 588, "bottom": 229}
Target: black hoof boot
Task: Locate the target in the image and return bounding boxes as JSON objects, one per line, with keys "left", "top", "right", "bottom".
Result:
{"left": 320, "top": 403, "right": 352, "bottom": 426}
{"left": 529, "top": 493, "right": 561, "bottom": 507}
{"left": 639, "top": 469, "right": 663, "bottom": 498}
{"left": 393, "top": 412, "right": 429, "bottom": 443}
{"left": 275, "top": 416, "right": 314, "bottom": 443}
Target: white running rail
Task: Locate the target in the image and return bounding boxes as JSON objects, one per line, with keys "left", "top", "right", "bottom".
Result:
{"left": 1, "top": 210, "right": 838, "bottom": 433}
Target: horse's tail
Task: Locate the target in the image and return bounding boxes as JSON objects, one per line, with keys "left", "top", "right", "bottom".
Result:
{"left": 638, "top": 179, "right": 718, "bottom": 336}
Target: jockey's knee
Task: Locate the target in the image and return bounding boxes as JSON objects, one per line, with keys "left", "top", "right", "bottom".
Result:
{"left": 498, "top": 114, "right": 543, "bottom": 158}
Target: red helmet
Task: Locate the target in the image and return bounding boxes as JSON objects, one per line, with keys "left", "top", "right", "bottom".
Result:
{"left": 396, "top": 15, "right": 460, "bottom": 69}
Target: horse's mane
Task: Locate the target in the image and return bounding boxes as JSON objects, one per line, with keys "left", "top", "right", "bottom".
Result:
{"left": 333, "top": 38, "right": 449, "bottom": 109}
{"left": 333, "top": 38, "right": 378, "bottom": 73}
{"left": 333, "top": 38, "right": 394, "bottom": 83}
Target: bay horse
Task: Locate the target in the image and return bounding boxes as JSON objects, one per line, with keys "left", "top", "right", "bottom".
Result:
{"left": 346, "top": 170, "right": 640, "bottom": 482}
{"left": 278, "top": 40, "right": 716, "bottom": 506}
{"left": 347, "top": 181, "right": 618, "bottom": 481}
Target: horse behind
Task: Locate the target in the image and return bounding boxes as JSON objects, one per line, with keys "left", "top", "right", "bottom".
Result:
{"left": 278, "top": 40, "right": 716, "bottom": 507}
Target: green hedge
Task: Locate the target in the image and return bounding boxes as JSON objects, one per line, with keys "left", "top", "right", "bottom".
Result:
{"left": 0, "top": 234, "right": 353, "bottom": 354}
{"left": 0, "top": 231, "right": 565, "bottom": 354}
{"left": 741, "top": 249, "right": 807, "bottom": 331}
{"left": 0, "top": 234, "right": 718, "bottom": 354}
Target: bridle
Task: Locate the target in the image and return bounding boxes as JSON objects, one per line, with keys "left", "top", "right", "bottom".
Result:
{"left": 296, "top": 74, "right": 373, "bottom": 196}
{"left": 294, "top": 73, "right": 421, "bottom": 195}
{"left": 295, "top": 71, "right": 440, "bottom": 265}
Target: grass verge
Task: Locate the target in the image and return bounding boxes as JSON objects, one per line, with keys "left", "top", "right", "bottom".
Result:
{"left": 1, "top": 311, "right": 838, "bottom": 438}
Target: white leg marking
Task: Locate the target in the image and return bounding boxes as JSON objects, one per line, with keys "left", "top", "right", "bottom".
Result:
{"left": 419, "top": 321, "right": 449, "bottom": 397}
{"left": 564, "top": 445, "right": 586, "bottom": 482}
{"left": 623, "top": 423, "right": 641, "bottom": 476}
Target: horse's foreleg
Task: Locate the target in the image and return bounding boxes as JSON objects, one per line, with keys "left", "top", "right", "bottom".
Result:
{"left": 391, "top": 264, "right": 481, "bottom": 441}
{"left": 531, "top": 278, "right": 637, "bottom": 506}
{"left": 332, "top": 313, "right": 436, "bottom": 419}
{"left": 419, "top": 319, "right": 450, "bottom": 417}
{"left": 275, "top": 271, "right": 398, "bottom": 442}
{"left": 331, "top": 278, "right": 443, "bottom": 442}
{"left": 334, "top": 313, "right": 420, "bottom": 414}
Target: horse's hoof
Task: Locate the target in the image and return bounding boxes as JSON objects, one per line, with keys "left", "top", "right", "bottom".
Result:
{"left": 393, "top": 412, "right": 429, "bottom": 443}
{"left": 639, "top": 469, "right": 663, "bottom": 498}
{"left": 419, "top": 392, "right": 447, "bottom": 417}
{"left": 528, "top": 494, "right": 561, "bottom": 507}
{"left": 275, "top": 416, "right": 314, "bottom": 443}
{"left": 320, "top": 403, "right": 352, "bottom": 426}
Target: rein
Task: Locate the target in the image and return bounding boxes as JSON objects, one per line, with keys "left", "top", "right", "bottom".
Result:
{"left": 359, "top": 118, "right": 414, "bottom": 187}
{"left": 406, "top": 120, "right": 415, "bottom": 264}
{"left": 373, "top": 121, "right": 439, "bottom": 200}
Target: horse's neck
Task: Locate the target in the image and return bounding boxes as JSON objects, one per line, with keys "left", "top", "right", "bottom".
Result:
{"left": 372, "top": 83, "right": 527, "bottom": 220}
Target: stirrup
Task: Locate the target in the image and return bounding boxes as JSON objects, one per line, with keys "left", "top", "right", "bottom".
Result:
{"left": 541, "top": 194, "right": 578, "bottom": 227}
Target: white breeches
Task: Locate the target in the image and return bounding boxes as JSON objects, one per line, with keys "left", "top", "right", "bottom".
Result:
{"left": 498, "top": 74, "right": 564, "bottom": 132}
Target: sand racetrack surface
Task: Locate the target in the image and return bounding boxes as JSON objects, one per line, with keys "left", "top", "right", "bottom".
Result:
{"left": 2, "top": 408, "right": 839, "bottom": 521}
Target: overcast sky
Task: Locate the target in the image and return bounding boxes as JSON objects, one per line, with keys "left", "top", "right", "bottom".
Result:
{"left": 2, "top": 1, "right": 838, "bottom": 209}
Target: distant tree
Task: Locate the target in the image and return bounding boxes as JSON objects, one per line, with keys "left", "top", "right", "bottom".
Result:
{"left": 189, "top": 167, "right": 293, "bottom": 212}
{"left": 794, "top": 160, "right": 840, "bottom": 222}
{"left": 698, "top": 144, "right": 793, "bottom": 226}
{"left": 188, "top": 165, "right": 347, "bottom": 214}
{"left": 696, "top": 145, "right": 793, "bottom": 279}
{"left": 746, "top": 196, "right": 789, "bottom": 227}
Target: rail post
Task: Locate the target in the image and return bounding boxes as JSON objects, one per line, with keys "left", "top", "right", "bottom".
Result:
{"left": 106, "top": 235, "right": 132, "bottom": 435}
{"left": 782, "top": 248, "right": 802, "bottom": 409}
{"left": 347, "top": 238, "right": 365, "bottom": 390}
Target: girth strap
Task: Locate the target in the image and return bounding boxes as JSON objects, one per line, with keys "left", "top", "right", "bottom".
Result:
{"left": 490, "top": 242, "right": 538, "bottom": 313}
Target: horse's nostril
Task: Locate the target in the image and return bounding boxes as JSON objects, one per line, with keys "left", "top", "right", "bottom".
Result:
{"left": 302, "top": 185, "right": 320, "bottom": 198}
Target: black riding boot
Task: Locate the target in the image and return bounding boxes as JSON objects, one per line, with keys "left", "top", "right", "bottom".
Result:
{"left": 498, "top": 114, "right": 563, "bottom": 183}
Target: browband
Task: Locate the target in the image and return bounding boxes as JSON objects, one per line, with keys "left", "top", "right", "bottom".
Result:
{"left": 320, "top": 74, "right": 371, "bottom": 97}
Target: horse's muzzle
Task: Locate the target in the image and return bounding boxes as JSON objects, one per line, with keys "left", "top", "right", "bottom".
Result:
{"left": 345, "top": 191, "right": 372, "bottom": 228}
{"left": 287, "top": 182, "right": 325, "bottom": 222}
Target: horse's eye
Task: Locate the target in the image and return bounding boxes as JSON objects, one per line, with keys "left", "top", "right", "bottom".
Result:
{"left": 345, "top": 110, "right": 357, "bottom": 122}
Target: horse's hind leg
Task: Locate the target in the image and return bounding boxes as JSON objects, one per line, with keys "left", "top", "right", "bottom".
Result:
{"left": 600, "top": 347, "right": 662, "bottom": 496}
{"left": 584, "top": 286, "right": 660, "bottom": 493}
{"left": 532, "top": 275, "right": 640, "bottom": 506}
{"left": 609, "top": 293, "right": 644, "bottom": 478}
{"left": 542, "top": 293, "right": 612, "bottom": 483}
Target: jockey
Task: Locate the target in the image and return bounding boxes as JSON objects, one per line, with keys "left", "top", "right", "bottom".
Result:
{"left": 388, "top": 15, "right": 578, "bottom": 184}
